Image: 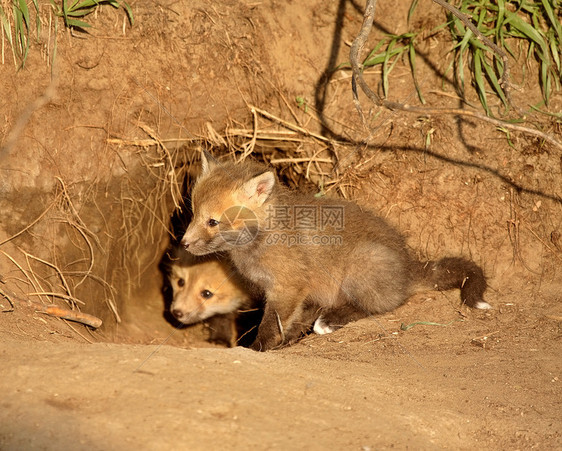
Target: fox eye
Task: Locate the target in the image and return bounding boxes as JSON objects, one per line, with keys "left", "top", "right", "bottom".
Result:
{"left": 207, "top": 218, "right": 220, "bottom": 227}
{"left": 201, "top": 290, "right": 214, "bottom": 299}
{"left": 177, "top": 278, "right": 185, "bottom": 287}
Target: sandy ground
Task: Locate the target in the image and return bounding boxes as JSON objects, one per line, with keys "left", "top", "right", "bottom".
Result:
{"left": 1, "top": 290, "right": 560, "bottom": 449}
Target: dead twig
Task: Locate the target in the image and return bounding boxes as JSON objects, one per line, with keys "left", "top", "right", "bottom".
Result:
{"left": 270, "top": 157, "right": 334, "bottom": 164}
{"left": 250, "top": 105, "right": 334, "bottom": 144}
{"left": 0, "top": 194, "right": 60, "bottom": 247}
{"left": 27, "top": 291, "right": 85, "bottom": 305}
{"left": 1, "top": 250, "right": 49, "bottom": 304}
{"left": 227, "top": 129, "right": 308, "bottom": 143}
{"left": 238, "top": 107, "right": 259, "bottom": 162}
{"left": 39, "top": 303, "right": 102, "bottom": 328}
{"left": 21, "top": 250, "right": 77, "bottom": 306}
{"left": 107, "top": 137, "right": 197, "bottom": 147}
{"left": 138, "top": 123, "right": 182, "bottom": 210}
{"left": 55, "top": 177, "right": 102, "bottom": 250}
{"left": 1, "top": 288, "right": 102, "bottom": 328}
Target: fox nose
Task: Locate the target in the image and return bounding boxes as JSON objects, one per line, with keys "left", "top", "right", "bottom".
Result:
{"left": 171, "top": 309, "right": 184, "bottom": 320}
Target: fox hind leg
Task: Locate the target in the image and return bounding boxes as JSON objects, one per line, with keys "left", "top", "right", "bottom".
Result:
{"left": 313, "top": 303, "right": 371, "bottom": 335}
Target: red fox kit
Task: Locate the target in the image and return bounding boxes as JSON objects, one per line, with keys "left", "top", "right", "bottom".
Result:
{"left": 182, "top": 151, "right": 490, "bottom": 351}
{"left": 165, "top": 247, "right": 260, "bottom": 347}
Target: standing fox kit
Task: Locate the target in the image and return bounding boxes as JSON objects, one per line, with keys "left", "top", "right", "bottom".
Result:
{"left": 166, "top": 247, "right": 257, "bottom": 347}
{"left": 182, "top": 151, "right": 490, "bottom": 351}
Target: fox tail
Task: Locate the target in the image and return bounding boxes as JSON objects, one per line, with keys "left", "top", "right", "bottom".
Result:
{"left": 415, "top": 257, "right": 490, "bottom": 309}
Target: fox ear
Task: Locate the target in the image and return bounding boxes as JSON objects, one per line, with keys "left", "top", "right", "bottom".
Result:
{"left": 240, "top": 171, "right": 275, "bottom": 207}
{"left": 200, "top": 149, "right": 219, "bottom": 176}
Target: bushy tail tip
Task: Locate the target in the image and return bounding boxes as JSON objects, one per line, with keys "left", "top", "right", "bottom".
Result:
{"left": 417, "top": 257, "right": 489, "bottom": 309}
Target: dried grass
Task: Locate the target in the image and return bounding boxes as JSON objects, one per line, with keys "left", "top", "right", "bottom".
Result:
{"left": 0, "top": 177, "right": 120, "bottom": 332}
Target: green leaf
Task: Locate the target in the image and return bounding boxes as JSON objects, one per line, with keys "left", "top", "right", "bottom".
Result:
{"left": 382, "top": 38, "right": 398, "bottom": 97}
{"left": 458, "top": 45, "right": 466, "bottom": 93}
{"left": 363, "top": 46, "right": 404, "bottom": 68}
{"left": 51, "top": 15, "right": 58, "bottom": 69}
{"left": 482, "top": 54, "right": 508, "bottom": 108}
{"left": 530, "top": 104, "right": 562, "bottom": 118}
{"left": 549, "top": 32, "right": 561, "bottom": 71}
{"left": 473, "top": 49, "right": 490, "bottom": 115}
{"left": 408, "top": 0, "right": 419, "bottom": 25}
{"left": 363, "top": 38, "right": 388, "bottom": 66}
{"left": 451, "top": 25, "right": 472, "bottom": 52}
{"left": 496, "top": 0, "right": 505, "bottom": 33}
{"left": 65, "top": 17, "right": 92, "bottom": 28}
{"left": 496, "top": 127, "right": 515, "bottom": 149}
{"left": 73, "top": 1, "right": 102, "bottom": 10}
{"left": 32, "top": 0, "right": 41, "bottom": 37}
{"left": 442, "top": 57, "right": 455, "bottom": 90}
{"left": 541, "top": 61, "right": 551, "bottom": 104}
{"left": 68, "top": 0, "right": 95, "bottom": 11}
{"left": 66, "top": 7, "right": 97, "bottom": 17}
{"left": 0, "top": 7, "right": 17, "bottom": 67}
{"left": 541, "top": 0, "right": 562, "bottom": 42}
{"left": 363, "top": 47, "right": 405, "bottom": 67}
{"left": 18, "top": 0, "right": 30, "bottom": 29}
{"left": 408, "top": 42, "right": 425, "bottom": 104}
{"left": 505, "top": 11, "right": 548, "bottom": 55}
{"left": 122, "top": 2, "right": 134, "bottom": 26}
{"left": 0, "top": 8, "right": 14, "bottom": 46}
{"left": 13, "top": 5, "right": 23, "bottom": 44}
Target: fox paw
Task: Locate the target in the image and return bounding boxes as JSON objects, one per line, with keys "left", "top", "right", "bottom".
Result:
{"left": 313, "top": 317, "right": 335, "bottom": 335}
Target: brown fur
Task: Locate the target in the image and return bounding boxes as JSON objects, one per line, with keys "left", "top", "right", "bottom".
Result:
{"left": 165, "top": 247, "right": 259, "bottom": 347}
{"left": 181, "top": 151, "right": 489, "bottom": 351}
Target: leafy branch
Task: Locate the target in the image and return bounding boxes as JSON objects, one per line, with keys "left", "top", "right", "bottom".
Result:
{"left": 50, "top": 0, "right": 134, "bottom": 29}
{"left": 349, "top": 0, "right": 562, "bottom": 151}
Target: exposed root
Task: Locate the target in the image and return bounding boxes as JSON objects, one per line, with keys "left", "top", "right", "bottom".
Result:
{"left": 1, "top": 287, "right": 101, "bottom": 328}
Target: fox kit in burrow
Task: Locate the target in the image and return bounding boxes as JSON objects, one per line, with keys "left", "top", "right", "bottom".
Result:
{"left": 165, "top": 246, "right": 260, "bottom": 347}
{"left": 181, "top": 151, "right": 490, "bottom": 351}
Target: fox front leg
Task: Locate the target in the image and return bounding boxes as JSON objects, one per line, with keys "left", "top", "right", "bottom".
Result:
{"left": 250, "top": 290, "right": 306, "bottom": 351}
